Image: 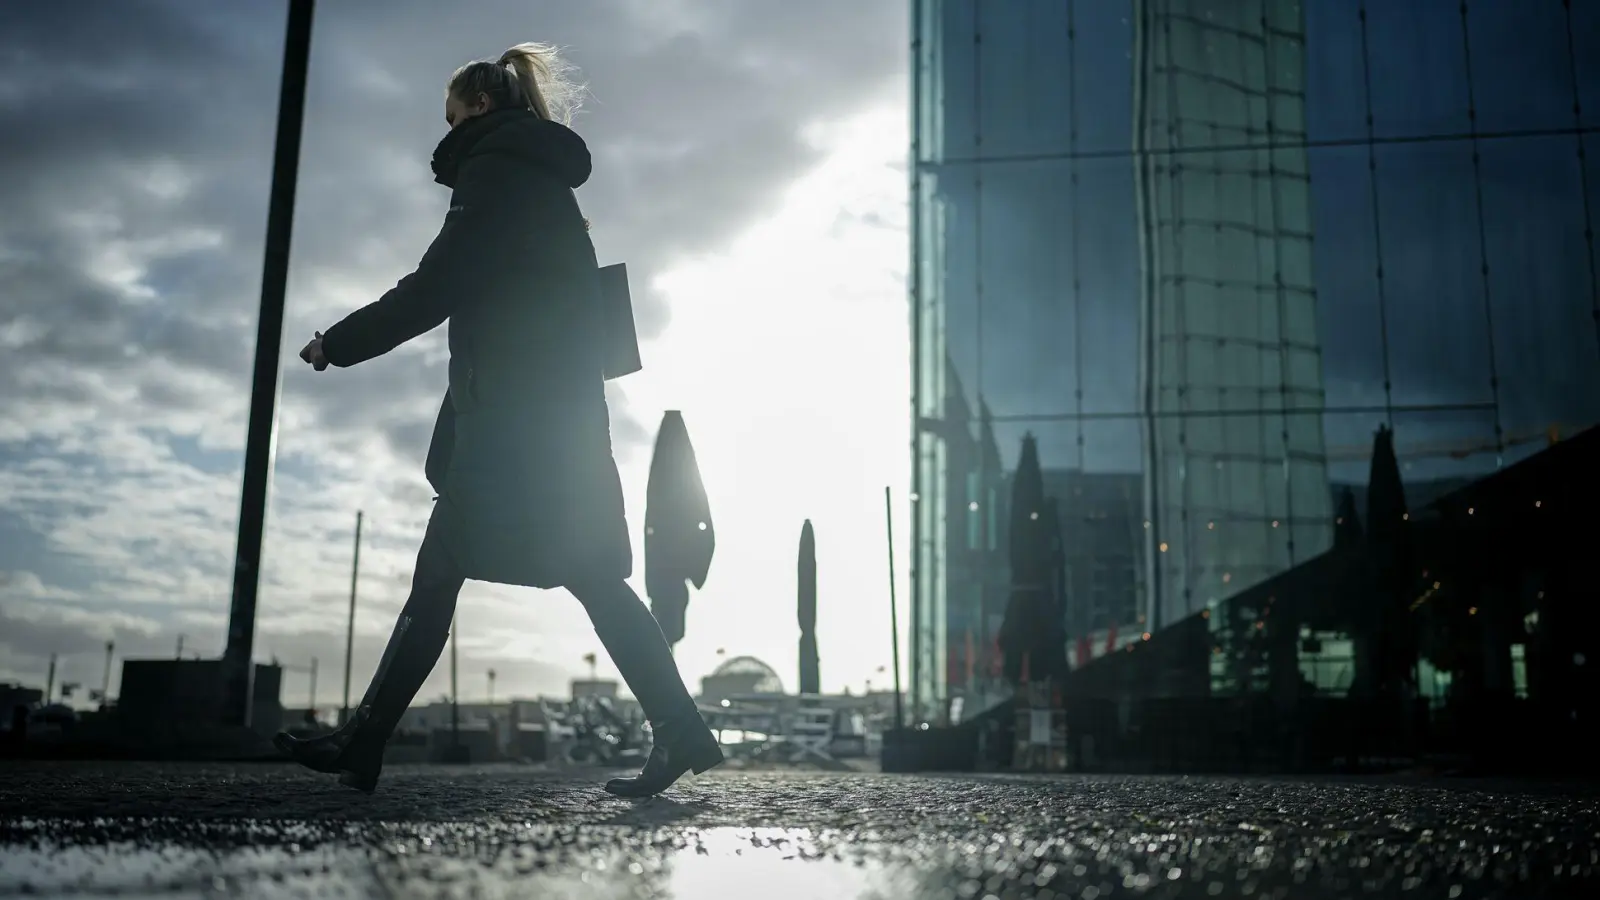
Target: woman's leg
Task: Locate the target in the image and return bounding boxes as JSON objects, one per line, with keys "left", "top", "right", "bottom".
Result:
{"left": 566, "top": 577, "right": 723, "bottom": 796}
{"left": 275, "top": 511, "right": 464, "bottom": 792}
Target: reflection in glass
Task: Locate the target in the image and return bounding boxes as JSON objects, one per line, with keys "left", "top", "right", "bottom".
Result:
{"left": 909, "top": 0, "right": 1600, "bottom": 722}
{"left": 1134, "top": 0, "right": 1333, "bottom": 630}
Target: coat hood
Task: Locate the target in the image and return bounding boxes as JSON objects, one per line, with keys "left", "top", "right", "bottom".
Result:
{"left": 431, "top": 108, "right": 593, "bottom": 190}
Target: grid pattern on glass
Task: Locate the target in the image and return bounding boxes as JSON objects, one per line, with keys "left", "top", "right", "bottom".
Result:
{"left": 1134, "top": 0, "right": 1333, "bottom": 631}
{"left": 909, "top": 0, "right": 1600, "bottom": 724}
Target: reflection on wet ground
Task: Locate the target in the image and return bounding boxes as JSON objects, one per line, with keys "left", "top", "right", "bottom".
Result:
{"left": 1, "top": 764, "right": 1597, "bottom": 898}
{"left": 2, "top": 825, "right": 910, "bottom": 899}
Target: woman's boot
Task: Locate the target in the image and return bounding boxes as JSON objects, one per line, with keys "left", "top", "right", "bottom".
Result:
{"left": 570, "top": 578, "right": 724, "bottom": 797}
{"left": 604, "top": 706, "right": 723, "bottom": 798}
{"left": 273, "top": 617, "right": 415, "bottom": 772}
{"left": 273, "top": 614, "right": 449, "bottom": 793}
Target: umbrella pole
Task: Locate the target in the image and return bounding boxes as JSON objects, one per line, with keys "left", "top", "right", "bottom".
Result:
{"left": 885, "top": 486, "right": 905, "bottom": 730}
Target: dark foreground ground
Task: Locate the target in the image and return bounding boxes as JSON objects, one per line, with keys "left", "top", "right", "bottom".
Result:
{"left": 0, "top": 763, "right": 1597, "bottom": 899}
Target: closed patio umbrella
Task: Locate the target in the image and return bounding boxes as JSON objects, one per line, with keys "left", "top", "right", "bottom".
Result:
{"left": 998, "top": 434, "right": 1066, "bottom": 684}
{"left": 798, "top": 519, "right": 819, "bottom": 695}
{"left": 644, "top": 410, "right": 715, "bottom": 647}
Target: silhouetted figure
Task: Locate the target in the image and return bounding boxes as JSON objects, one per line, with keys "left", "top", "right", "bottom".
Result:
{"left": 643, "top": 411, "right": 715, "bottom": 647}
{"left": 274, "top": 44, "right": 721, "bottom": 797}
{"left": 797, "top": 520, "right": 820, "bottom": 695}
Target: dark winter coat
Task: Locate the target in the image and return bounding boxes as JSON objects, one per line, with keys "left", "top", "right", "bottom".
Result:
{"left": 319, "top": 108, "right": 631, "bottom": 589}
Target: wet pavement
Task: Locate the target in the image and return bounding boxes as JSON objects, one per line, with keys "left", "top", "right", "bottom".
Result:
{"left": 0, "top": 763, "right": 1597, "bottom": 898}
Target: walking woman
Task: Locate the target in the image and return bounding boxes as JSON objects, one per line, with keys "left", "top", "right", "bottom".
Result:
{"left": 275, "top": 43, "right": 722, "bottom": 797}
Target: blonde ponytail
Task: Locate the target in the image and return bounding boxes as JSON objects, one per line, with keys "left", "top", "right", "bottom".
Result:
{"left": 497, "top": 43, "right": 584, "bottom": 126}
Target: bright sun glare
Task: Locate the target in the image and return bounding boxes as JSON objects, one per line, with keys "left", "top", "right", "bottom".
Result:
{"left": 612, "top": 107, "right": 912, "bottom": 697}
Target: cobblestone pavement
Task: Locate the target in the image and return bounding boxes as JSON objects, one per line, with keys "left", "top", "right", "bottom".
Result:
{"left": 1, "top": 763, "right": 1597, "bottom": 898}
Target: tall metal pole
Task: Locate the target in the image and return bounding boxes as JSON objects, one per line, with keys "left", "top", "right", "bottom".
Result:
{"left": 220, "top": 0, "right": 316, "bottom": 727}
{"left": 309, "top": 657, "right": 318, "bottom": 714}
{"left": 908, "top": 0, "right": 925, "bottom": 731}
{"left": 341, "top": 510, "right": 363, "bottom": 724}
{"left": 101, "top": 642, "right": 114, "bottom": 707}
{"left": 449, "top": 615, "right": 460, "bottom": 748}
{"left": 885, "top": 486, "right": 905, "bottom": 730}
{"left": 45, "top": 654, "right": 57, "bottom": 704}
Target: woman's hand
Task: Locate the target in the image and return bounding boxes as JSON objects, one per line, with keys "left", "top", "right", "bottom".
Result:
{"left": 300, "top": 331, "right": 329, "bottom": 371}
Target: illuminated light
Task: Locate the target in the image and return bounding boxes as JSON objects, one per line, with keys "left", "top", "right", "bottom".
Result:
{"left": 1335, "top": 517, "right": 1343, "bottom": 525}
{"left": 1467, "top": 507, "right": 1474, "bottom": 515}
{"left": 1255, "top": 621, "right": 1264, "bottom": 630}
{"left": 1537, "top": 591, "right": 1545, "bottom": 600}
{"left": 1402, "top": 512, "right": 1409, "bottom": 521}
{"left": 909, "top": 492, "right": 920, "bottom": 502}
{"left": 1468, "top": 607, "right": 1478, "bottom": 616}
{"left": 645, "top": 526, "right": 654, "bottom": 535}
{"left": 1271, "top": 520, "right": 1280, "bottom": 528}
{"left": 698, "top": 521, "right": 708, "bottom": 531}
{"left": 1535, "top": 500, "right": 1542, "bottom": 508}
{"left": 1222, "top": 572, "right": 1232, "bottom": 584}
{"left": 1159, "top": 542, "right": 1169, "bottom": 553}
{"left": 1029, "top": 511, "right": 1039, "bottom": 520}
{"left": 1207, "top": 521, "right": 1215, "bottom": 530}
{"left": 969, "top": 501, "right": 979, "bottom": 511}
{"left": 1142, "top": 632, "right": 1151, "bottom": 641}
{"left": 720, "top": 699, "right": 731, "bottom": 707}
{"left": 1143, "top": 520, "right": 1151, "bottom": 529}
{"left": 1432, "top": 581, "right": 1441, "bottom": 590}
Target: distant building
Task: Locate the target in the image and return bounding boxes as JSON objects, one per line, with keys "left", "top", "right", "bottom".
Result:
{"left": 0, "top": 683, "right": 44, "bottom": 732}
{"left": 938, "top": 461, "right": 1484, "bottom": 713}
{"left": 570, "top": 679, "right": 618, "bottom": 701}
{"left": 698, "top": 656, "right": 784, "bottom": 705}
{"left": 116, "top": 659, "right": 283, "bottom": 735}
{"left": 1046, "top": 471, "right": 1144, "bottom": 634}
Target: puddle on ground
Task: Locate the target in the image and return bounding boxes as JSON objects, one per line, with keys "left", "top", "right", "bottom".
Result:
{"left": 0, "top": 825, "right": 913, "bottom": 899}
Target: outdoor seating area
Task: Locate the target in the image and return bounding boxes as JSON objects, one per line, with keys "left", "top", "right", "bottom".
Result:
{"left": 700, "top": 694, "right": 876, "bottom": 770}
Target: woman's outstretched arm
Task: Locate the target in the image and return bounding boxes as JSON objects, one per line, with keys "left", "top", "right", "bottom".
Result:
{"left": 318, "top": 195, "right": 496, "bottom": 368}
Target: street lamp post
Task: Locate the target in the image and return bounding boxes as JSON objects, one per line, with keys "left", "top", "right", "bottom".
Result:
{"left": 100, "top": 642, "right": 115, "bottom": 708}
{"left": 449, "top": 615, "right": 460, "bottom": 750}
{"left": 341, "top": 510, "right": 363, "bottom": 725}
{"left": 220, "top": 0, "right": 316, "bottom": 727}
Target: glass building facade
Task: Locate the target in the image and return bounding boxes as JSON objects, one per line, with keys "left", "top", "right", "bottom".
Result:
{"left": 909, "top": 0, "right": 1600, "bottom": 723}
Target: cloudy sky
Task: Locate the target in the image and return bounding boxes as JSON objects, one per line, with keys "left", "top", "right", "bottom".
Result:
{"left": 0, "top": 0, "right": 912, "bottom": 707}
{"left": 6, "top": 0, "right": 1597, "bottom": 711}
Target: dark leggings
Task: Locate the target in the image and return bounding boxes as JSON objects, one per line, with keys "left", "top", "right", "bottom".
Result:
{"left": 395, "top": 516, "right": 697, "bottom": 727}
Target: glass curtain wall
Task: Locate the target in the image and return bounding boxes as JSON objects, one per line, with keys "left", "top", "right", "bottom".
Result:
{"left": 910, "top": 0, "right": 1600, "bottom": 724}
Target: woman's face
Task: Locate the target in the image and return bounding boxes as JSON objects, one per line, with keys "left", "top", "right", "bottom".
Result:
{"left": 444, "top": 92, "right": 491, "bottom": 130}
